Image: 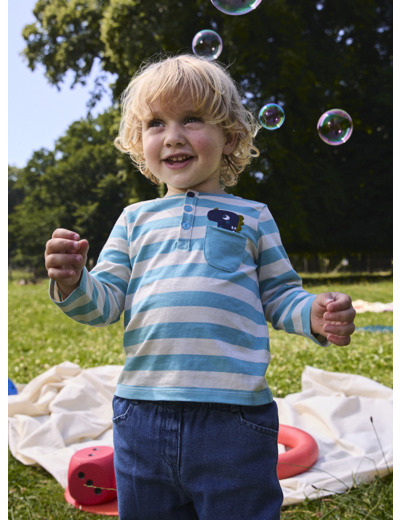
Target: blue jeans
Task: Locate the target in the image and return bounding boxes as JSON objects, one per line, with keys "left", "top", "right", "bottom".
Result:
{"left": 112, "top": 398, "right": 283, "bottom": 520}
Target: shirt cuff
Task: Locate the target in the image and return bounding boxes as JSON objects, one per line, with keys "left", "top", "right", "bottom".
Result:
{"left": 312, "top": 333, "right": 330, "bottom": 346}
{"left": 49, "top": 269, "right": 87, "bottom": 304}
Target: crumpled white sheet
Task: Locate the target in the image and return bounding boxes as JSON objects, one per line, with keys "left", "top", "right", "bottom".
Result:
{"left": 8, "top": 363, "right": 393, "bottom": 506}
{"left": 352, "top": 299, "right": 393, "bottom": 313}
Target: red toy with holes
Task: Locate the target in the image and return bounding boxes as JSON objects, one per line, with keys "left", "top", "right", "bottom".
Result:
{"left": 66, "top": 446, "right": 117, "bottom": 506}
{"left": 64, "top": 427, "right": 319, "bottom": 515}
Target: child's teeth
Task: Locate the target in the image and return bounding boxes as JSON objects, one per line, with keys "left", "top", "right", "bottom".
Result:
{"left": 170, "top": 156, "right": 189, "bottom": 162}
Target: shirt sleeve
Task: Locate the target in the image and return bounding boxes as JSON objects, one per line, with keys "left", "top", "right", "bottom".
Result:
{"left": 49, "top": 210, "right": 131, "bottom": 327}
{"left": 257, "top": 205, "right": 329, "bottom": 346}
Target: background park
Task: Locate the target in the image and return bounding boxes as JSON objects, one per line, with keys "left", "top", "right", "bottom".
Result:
{"left": 8, "top": 0, "right": 392, "bottom": 518}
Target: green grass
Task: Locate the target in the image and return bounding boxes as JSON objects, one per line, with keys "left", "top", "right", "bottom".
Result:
{"left": 8, "top": 277, "right": 393, "bottom": 519}
{"left": 267, "top": 280, "right": 393, "bottom": 397}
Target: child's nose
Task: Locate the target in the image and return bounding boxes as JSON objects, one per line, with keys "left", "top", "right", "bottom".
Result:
{"left": 164, "top": 124, "right": 186, "bottom": 147}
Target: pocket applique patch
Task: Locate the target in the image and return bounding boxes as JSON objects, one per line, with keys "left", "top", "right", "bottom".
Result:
{"left": 204, "top": 225, "right": 246, "bottom": 272}
{"left": 207, "top": 208, "right": 244, "bottom": 233}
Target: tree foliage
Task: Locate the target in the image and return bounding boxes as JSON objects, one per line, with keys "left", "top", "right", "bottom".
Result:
{"left": 9, "top": 110, "right": 158, "bottom": 270}
{"left": 11, "top": 0, "right": 392, "bottom": 270}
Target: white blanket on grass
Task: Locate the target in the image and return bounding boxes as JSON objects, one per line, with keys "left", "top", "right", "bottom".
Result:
{"left": 8, "top": 364, "right": 393, "bottom": 506}
{"left": 352, "top": 299, "right": 393, "bottom": 313}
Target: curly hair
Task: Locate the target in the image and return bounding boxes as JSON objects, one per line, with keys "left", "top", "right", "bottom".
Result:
{"left": 114, "top": 54, "right": 260, "bottom": 187}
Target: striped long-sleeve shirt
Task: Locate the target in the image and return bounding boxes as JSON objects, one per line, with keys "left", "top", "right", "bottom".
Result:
{"left": 50, "top": 190, "right": 326, "bottom": 405}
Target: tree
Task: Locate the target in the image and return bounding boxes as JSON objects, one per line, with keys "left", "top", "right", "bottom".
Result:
{"left": 19, "top": 0, "right": 392, "bottom": 256}
{"left": 9, "top": 109, "right": 158, "bottom": 271}
{"left": 9, "top": 149, "right": 61, "bottom": 271}
{"left": 8, "top": 166, "right": 26, "bottom": 267}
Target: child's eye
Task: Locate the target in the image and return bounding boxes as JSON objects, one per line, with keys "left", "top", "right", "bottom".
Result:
{"left": 185, "top": 116, "right": 203, "bottom": 124}
{"left": 147, "top": 119, "right": 163, "bottom": 128}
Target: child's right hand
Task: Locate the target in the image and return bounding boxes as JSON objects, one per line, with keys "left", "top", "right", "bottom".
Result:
{"left": 45, "top": 228, "right": 89, "bottom": 298}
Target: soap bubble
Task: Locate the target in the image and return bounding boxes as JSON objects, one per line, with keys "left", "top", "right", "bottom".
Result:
{"left": 192, "top": 30, "right": 223, "bottom": 60}
{"left": 317, "top": 109, "right": 353, "bottom": 145}
{"left": 258, "top": 103, "right": 285, "bottom": 130}
{"left": 211, "top": 0, "right": 262, "bottom": 16}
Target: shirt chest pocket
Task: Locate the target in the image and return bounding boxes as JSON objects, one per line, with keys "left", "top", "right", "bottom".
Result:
{"left": 204, "top": 226, "right": 246, "bottom": 272}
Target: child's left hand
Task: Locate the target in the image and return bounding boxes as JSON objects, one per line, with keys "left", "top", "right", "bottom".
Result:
{"left": 311, "top": 293, "right": 356, "bottom": 346}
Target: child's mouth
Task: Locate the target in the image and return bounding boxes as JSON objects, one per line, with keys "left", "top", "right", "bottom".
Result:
{"left": 164, "top": 155, "right": 193, "bottom": 167}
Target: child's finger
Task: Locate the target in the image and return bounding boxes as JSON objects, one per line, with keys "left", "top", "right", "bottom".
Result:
{"left": 46, "top": 238, "right": 80, "bottom": 255}
{"left": 325, "top": 333, "right": 352, "bottom": 347}
{"left": 323, "top": 307, "right": 356, "bottom": 323}
{"left": 46, "top": 252, "right": 83, "bottom": 269}
{"left": 77, "top": 239, "right": 89, "bottom": 256}
{"left": 324, "top": 321, "right": 355, "bottom": 338}
{"left": 47, "top": 266, "right": 77, "bottom": 280}
{"left": 325, "top": 293, "right": 354, "bottom": 313}
{"left": 51, "top": 228, "right": 80, "bottom": 241}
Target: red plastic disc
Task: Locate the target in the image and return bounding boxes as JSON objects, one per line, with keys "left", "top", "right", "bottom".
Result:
{"left": 65, "top": 487, "right": 118, "bottom": 516}
{"left": 277, "top": 424, "right": 319, "bottom": 480}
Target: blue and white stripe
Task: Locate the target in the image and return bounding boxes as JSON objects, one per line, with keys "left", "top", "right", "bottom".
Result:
{"left": 50, "top": 191, "right": 323, "bottom": 405}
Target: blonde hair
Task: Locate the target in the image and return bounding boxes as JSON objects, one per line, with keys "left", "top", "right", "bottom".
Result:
{"left": 114, "top": 54, "right": 260, "bottom": 187}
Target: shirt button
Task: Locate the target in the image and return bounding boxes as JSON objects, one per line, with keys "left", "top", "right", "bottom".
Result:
{"left": 181, "top": 222, "right": 191, "bottom": 230}
{"left": 184, "top": 205, "right": 193, "bottom": 212}
{"left": 187, "top": 191, "right": 195, "bottom": 197}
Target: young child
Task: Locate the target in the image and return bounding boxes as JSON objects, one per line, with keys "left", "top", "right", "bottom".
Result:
{"left": 45, "top": 54, "right": 356, "bottom": 520}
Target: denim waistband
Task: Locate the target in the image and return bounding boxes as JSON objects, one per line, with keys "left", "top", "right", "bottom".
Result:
{"left": 118, "top": 398, "right": 243, "bottom": 412}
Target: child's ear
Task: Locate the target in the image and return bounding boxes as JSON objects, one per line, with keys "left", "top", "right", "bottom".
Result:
{"left": 223, "top": 132, "right": 238, "bottom": 155}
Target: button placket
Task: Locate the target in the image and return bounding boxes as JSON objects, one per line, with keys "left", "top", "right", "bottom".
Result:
{"left": 177, "top": 191, "right": 198, "bottom": 249}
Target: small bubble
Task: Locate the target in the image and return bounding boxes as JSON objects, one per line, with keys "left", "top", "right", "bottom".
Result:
{"left": 317, "top": 109, "right": 353, "bottom": 145}
{"left": 211, "top": 0, "right": 262, "bottom": 16}
{"left": 192, "top": 30, "right": 223, "bottom": 60}
{"left": 258, "top": 103, "right": 285, "bottom": 130}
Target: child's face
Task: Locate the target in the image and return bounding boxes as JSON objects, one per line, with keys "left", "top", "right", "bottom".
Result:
{"left": 141, "top": 99, "right": 236, "bottom": 196}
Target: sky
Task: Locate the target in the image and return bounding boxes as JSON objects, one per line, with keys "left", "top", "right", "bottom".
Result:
{"left": 7, "top": 0, "right": 113, "bottom": 169}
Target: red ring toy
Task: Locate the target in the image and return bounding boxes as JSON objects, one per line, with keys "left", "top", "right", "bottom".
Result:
{"left": 65, "top": 425, "right": 318, "bottom": 512}
{"left": 277, "top": 424, "right": 319, "bottom": 479}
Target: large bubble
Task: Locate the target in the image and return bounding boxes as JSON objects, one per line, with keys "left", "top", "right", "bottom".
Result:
{"left": 317, "top": 109, "right": 353, "bottom": 145}
{"left": 211, "top": 0, "right": 262, "bottom": 16}
{"left": 258, "top": 103, "right": 285, "bottom": 130}
{"left": 192, "top": 30, "right": 223, "bottom": 60}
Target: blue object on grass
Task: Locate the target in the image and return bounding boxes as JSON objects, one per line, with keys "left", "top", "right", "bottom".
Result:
{"left": 356, "top": 326, "right": 393, "bottom": 333}
{"left": 8, "top": 378, "right": 18, "bottom": 395}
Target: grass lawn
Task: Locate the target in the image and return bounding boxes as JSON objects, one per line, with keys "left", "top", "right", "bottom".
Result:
{"left": 8, "top": 276, "right": 393, "bottom": 519}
